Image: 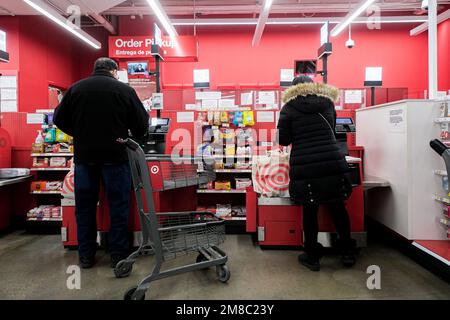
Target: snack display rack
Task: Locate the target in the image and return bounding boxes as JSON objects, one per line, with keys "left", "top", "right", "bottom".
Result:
{"left": 26, "top": 111, "right": 73, "bottom": 233}
{"left": 193, "top": 89, "right": 281, "bottom": 233}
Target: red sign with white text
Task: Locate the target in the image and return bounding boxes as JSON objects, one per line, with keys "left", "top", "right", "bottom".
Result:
{"left": 108, "top": 36, "right": 198, "bottom": 62}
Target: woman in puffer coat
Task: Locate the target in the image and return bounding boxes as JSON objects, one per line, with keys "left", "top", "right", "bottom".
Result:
{"left": 277, "top": 76, "right": 356, "bottom": 271}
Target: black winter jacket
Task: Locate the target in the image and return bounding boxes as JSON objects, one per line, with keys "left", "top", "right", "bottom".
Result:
{"left": 54, "top": 70, "right": 149, "bottom": 164}
{"left": 277, "top": 83, "right": 351, "bottom": 204}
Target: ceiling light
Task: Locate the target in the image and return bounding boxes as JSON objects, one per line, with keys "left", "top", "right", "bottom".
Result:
{"left": 22, "top": 0, "right": 101, "bottom": 49}
{"left": 145, "top": 0, "right": 178, "bottom": 38}
{"left": 331, "top": 0, "right": 377, "bottom": 37}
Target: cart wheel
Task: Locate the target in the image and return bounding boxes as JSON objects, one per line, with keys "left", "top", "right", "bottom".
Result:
{"left": 114, "top": 260, "right": 133, "bottom": 278}
{"left": 216, "top": 265, "right": 231, "bottom": 283}
{"left": 124, "top": 286, "right": 145, "bottom": 300}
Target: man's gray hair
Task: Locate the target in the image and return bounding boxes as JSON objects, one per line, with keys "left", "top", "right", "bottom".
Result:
{"left": 94, "top": 57, "right": 119, "bottom": 72}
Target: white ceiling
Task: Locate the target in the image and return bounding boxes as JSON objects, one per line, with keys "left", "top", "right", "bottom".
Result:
{"left": 0, "top": 1, "right": 449, "bottom": 19}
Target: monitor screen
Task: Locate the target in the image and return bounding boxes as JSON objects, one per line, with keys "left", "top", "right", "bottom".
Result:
{"left": 128, "top": 62, "right": 149, "bottom": 75}
{"left": 295, "top": 60, "right": 317, "bottom": 75}
{"left": 150, "top": 118, "right": 170, "bottom": 126}
{"left": 336, "top": 118, "right": 354, "bottom": 125}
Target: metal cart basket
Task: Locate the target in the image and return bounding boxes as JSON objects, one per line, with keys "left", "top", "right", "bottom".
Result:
{"left": 115, "top": 139, "right": 230, "bottom": 300}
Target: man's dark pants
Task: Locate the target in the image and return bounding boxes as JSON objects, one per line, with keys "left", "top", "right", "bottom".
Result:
{"left": 74, "top": 162, "right": 131, "bottom": 258}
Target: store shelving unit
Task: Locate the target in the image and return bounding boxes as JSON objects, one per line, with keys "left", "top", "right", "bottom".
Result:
{"left": 193, "top": 89, "right": 279, "bottom": 233}
{"left": 26, "top": 112, "right": 73, "bottom": 233}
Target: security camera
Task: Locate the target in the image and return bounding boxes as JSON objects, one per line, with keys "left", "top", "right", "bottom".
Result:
{"left": 421, "top": 0, "right": 429, "bottom": 10}
{"left": 346, "top": 39, "right": 355, "bottom": 49}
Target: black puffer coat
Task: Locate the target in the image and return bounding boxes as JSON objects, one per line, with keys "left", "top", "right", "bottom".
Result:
{"left": 277, "top": 83, "right": 351, "bottom": 204}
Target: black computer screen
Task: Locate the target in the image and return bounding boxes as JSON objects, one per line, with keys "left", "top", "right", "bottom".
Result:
{"left": 336, "top": 118, "right": 354, "bottom": 125}
{"left": 150, "top": 118, "right": 170, "bottom": 126}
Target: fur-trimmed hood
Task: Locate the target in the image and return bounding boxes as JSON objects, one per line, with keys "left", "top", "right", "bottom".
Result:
{"left": 282, "top": 82, "right": 340, "bottom": 104}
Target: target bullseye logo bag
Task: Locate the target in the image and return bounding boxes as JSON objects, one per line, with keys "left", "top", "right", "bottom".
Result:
{"left": 252, "top": 150, "right": 290, "bottom": 198}
{"left": 62, "top": 159, "right": 75, "bottom": 199}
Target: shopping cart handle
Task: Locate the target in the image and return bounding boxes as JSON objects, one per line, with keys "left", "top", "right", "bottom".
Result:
{"left": 117, "top": 138, "right": 140, "bottom": 151}
{"left": 430, "top": 139, "right": 448, "bottom": 156}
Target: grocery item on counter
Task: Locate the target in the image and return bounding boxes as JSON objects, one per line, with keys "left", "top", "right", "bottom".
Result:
{"left": 53, "top": 143, "right": 73, "bottom": 153}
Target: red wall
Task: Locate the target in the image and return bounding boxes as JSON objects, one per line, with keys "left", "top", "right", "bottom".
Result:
{"left": 438, "top": 19, "right": 450, "bottom": 92}
{"left": 118, "top": 16, "right": 435, "bottom": 98}
{"left": 0, "top": 16, "right": 108, "bottom": 114}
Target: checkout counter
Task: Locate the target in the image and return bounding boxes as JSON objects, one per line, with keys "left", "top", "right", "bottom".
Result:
{"left": 62, "top": 117, "right": 214, "bottom": 247}
{"left": 245, "top": 117, "right": 389, "bottom": 248}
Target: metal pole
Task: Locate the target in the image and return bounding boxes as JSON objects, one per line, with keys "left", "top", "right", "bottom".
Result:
{"left": 323, "top": 55, "right": 328, "bottom": 84}
{"left": 428, "top": 0, "right": 438, "bottom": 99}
{"left": 155, "top": 56, "right": 161, "bottom": 118}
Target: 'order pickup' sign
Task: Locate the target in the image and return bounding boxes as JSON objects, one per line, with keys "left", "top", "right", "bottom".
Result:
{"left": 108, "top": 35, "right": 198, "bottom": 62}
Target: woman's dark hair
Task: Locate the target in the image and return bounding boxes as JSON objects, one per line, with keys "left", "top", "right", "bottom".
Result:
{"left": 292, "top": 75, "right": 314, "bottom": 85}
{"left": 94, "top": 57, "right": 119, "bottom": 72}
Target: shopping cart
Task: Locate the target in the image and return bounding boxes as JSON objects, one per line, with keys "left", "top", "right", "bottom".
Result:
{"left": 115, "top": 139, "right": 230, "bottom": 300}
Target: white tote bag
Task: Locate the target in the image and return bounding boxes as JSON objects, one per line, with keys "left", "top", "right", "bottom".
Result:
{"left": 252, "top": 150, "right": 290, "bottom": 198}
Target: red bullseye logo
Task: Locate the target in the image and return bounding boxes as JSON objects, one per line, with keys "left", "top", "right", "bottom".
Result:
{"left": 62, "top": 172, "right": 75, "bottom": 195}
{"left": 254, "top": 162, "right": 290, "bottom": 194}
{"left": 151, "top": 165, "right": 159, "bottom": 174}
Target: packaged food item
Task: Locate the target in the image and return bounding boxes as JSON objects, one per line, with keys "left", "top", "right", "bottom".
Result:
{"left": 32, "top": 157, "right": 49, "bottom": 168}
{"left": 214, "top": 180, "right": 231, "bottom": 190}
{"left": 213, "top": 112, "right": 221, "bottom": 126}
{"left": 50, "top": 157, "right": 67, "bottom": 168}
{"left": 199, "top": 181, "right": 213, "bottom": 190}
{"left": 56, "top": 129, "right": 71, "bottom": 143}
{"left": 214, "top": 161, "right": 224, "bottom": 170}
{"left": 220, "top": 111, "right": 229, "bottom": 123}
{"left": 235, "top": 178, "right": 252, "bottom": 190}
{"left": 45, "top": 181, "right": 63, "bottom": 191}
{"left": 44, "top": 128, "right": 56, "bottom": 143}
{"left": 231, "top": 206, "right": 246, "bottom": 217}
{"left": 225, "top": 145, "right": 236, "bottom": 156}
{"left": 31, "top": 181, "right": 47, "bottom": 191}
{"left": 234, "top": 160, "right": 251, "bottom": 170}
{"left": 53, "top": 143, "right": 72, "bottom": 153}
{"left": 44, "top": 144, "right": 54, "bottom": 153}
{"left": 243, "top": 111, "right": 255, "bottom": 126}
{"left": 441, "top": 123, "right": 450, "bottom": 140}
{"left": 233, "top": 111, "right": 244, "bottom": 127}
{"left": 216, "top": 204, "right": 232, "bottom": 218}
{"left": 32, "top": 143, "right": 45, "bottom": 154}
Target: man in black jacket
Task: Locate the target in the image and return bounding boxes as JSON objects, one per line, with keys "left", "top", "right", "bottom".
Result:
{"left": 54, "top": 58, "right": 149, "bottom": 269}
